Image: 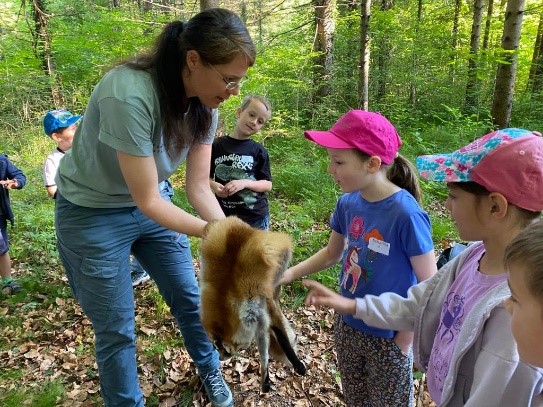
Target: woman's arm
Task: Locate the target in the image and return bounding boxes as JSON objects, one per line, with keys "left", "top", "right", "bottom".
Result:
{"left": 118, "top": 151, "right": 208, "bottom": 237}
{"left": 185, "top": 142, "right": 225, "bottom": 222}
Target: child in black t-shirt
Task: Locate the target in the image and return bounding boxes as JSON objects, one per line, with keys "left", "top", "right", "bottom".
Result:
{"left": 210, "top": 95, "right": 272, "bottom": 230}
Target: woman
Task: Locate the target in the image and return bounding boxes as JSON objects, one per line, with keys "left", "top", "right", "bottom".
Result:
{"left": 55, "top": 8, "right": 255, "bottom": 407}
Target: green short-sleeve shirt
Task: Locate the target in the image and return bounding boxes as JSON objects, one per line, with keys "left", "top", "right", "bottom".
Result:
{"left": 57, "top": 66, "right": 217, "bottom": 207}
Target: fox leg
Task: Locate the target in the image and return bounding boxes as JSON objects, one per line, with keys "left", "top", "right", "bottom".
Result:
{"left": 270, "top": 325, "right": 306, "bottom": 375}
{"left": 267, "top": 299, "right": 306, "bottom": 376}
{"left": 255, "top": 328, "right": 271, "bottom": 392}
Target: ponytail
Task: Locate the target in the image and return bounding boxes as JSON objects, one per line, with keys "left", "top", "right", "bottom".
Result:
{"left": 120, "top": 9, "right": 255, "bottom": 159}
{"left": 387, "top": 154, "right": 422, "bottom": 205}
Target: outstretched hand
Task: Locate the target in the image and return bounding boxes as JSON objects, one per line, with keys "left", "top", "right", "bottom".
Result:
{"left": 302, "top": 279, "right": 357, "bottom": 315}
{"left": 278, "top": 268, "right": 295, "bottom": 286}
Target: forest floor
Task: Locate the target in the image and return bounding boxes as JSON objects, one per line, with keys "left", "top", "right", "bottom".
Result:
{"left": 0, "top": 268, "right": 437, "bottom": 407}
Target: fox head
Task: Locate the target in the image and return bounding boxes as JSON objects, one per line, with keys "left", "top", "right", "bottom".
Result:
{"left": 206, "top": 296, "right": 270, "bottom": 358}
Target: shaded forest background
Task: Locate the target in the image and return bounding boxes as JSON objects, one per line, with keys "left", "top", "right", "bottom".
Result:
{"left": 1, "top": 0, "right": 543, "bottom": 405}
{"left": 1, "top": 0, "right": 542, "bottom": 274}
{"left": 2, "top": 0, "right": 543, "bottom": 132}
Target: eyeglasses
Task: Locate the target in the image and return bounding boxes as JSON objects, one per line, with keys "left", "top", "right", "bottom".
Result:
{"left": 208, "top": 64, "right": 249, "bottom": 91}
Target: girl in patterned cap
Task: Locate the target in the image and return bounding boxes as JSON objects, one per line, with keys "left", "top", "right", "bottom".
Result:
{"left": 304, "top": 128, "right": 543, "bottom": 406}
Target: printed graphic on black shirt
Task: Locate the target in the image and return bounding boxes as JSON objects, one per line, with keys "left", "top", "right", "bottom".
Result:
{"left": 215, "top": 159, "right": 257, "bottom": 209}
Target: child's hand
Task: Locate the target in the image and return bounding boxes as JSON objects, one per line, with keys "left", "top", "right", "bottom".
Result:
{"left": 0, "top": 179, "right": 18, "bottom": 189}
{"left": 278, "top": 268, "right": 294, "bottom": 285}
{"left": 213, "top": 184, "right": 229, "bottom": 198}
{"left": 303, "top": 279, "right": 357, "bottom": 315}
{"left": 223, "top": 179, "right": 247, "bottom": 195}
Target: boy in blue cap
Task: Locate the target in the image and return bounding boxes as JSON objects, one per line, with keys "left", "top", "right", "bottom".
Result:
{"left": 43, "top": 109, "right": 81, "bottom": 199}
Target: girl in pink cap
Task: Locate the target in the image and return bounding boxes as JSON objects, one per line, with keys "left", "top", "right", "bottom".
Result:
{"left": 280, "top": 110, "right": 438, "bottom": 406}
{"left": 304, "top": 128, "right": 543, "bottom": 406}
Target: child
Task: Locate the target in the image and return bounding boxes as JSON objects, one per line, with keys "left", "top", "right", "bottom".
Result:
{"left": 0, "top": 154, "right": 26, "bottom": 295}
{"left": 43, "top": 109, "right": 80, "bottom": 199}
{"left": 304, "top": 128, "right": 543, "bottom": 406}
{"left": 210, "top": 95, "right": 272, "bottom": 230}
{"left": 504, "top": 220, "right": 543, "bottom": 369}
{"left": 280, "top": 110, "right": 437, "bottom": 406}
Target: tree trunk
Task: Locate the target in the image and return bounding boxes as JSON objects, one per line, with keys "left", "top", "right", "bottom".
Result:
{"left": 408, "top": 0, "right": 422, "bottom": 107}
{"left": 30, "top": 0, "right": 63, "bottom": 107}
{"left": 200, "top": 0, "right": 218, "bottom": 9}
{"left": 338, "top": 0, "right": 359, "bottom": 15}
{"left": 464, "top": 0, "right": 485, "bottom": 111}
{"left": 491, "top": 0, "right": 526, "bottom": 129}
{"left": 312, "top": 0, "right": 336, "bottom": 101}
{"left": 449, "top": 0, "right": 461, "bottom": 83}
{"left": 482, "top": 0, "right": 494, "bottom": 50}
{"left": 358, "top": 0, "right": 371, "bottom": 110}
{"left": 527, "top": 11, "right": 543, "bottom": 93}
{"left": 375, "top": 0, "right": 394, "bottom": 102}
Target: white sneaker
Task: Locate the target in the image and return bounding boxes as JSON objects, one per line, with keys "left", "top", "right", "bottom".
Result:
{"left": 131, "top": 270, "right": 151, "bottom": 287}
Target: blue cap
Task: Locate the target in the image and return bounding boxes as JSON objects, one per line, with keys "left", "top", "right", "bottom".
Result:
{"left": 43, "top": 109, "right": 81, "bottom": 136}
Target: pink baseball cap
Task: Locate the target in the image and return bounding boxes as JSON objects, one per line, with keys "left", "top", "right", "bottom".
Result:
{"left": 416, "top": 128, "right": 543, "bottom": 212}
{"left": 304, "top": 110, "right": 402, "bottom": 164}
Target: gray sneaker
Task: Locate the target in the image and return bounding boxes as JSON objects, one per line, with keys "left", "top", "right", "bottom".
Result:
{"left": 131, "top": 270, "right": 150, "bottom": 287}
{"left": 200, "top": 368, "right": 233, "bottom": 407}
{"left": 1, "top": 279, "right": 22, "bottom": 295}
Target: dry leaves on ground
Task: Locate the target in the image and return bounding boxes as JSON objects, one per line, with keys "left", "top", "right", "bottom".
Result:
{"left": 1, "top": 275, "right": 435, "bottom": 407}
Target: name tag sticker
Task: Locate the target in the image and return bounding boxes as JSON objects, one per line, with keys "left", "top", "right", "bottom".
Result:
{"left": 368, "top": 237, "right": 390, "bottom": 256}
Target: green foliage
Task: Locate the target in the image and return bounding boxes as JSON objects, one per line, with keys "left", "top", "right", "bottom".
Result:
{"left": 0, "top": 379, "right": 65, "bottom": 407}
{"left": 141, "top": 335, "right": 186, "bottom": 360}
{"left": 0, "top": 3, "right": 541, "bottom": 405}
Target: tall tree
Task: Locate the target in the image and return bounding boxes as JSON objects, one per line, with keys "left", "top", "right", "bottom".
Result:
{"left": 527, "top": 11, "right": 543, "bottom": 93}
{"left": 358, "top": 0, "right": 371, "bottom": 110}
{"left": 312, "top": 0, "right": 336, "bottom": 101}
{"left": 375, "top": 0, "right": 394, "bottom": 102}
{"left": 482, "top": 0, "right": 495, "bottom": 50}
{"left": 449, "top": 0, "right": 462, "bottom": 82}
{"left": 408, "top": 0, "right": 423, "bottom": 107}
{"left": 491, "top": 0, "right": 526, "bottom": 128}
{"left": 200, "top": 0, "right": 218, "bottom": 9}
{"left": 28, "top": 0, "right": 63, "bottom": 106}
{"left": 465, "top": 0, "right": 485, "bottom": 111}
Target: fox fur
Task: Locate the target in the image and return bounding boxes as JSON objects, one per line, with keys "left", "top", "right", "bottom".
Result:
{"left": 199, "top": 216, "right": 307, "bottom": 392}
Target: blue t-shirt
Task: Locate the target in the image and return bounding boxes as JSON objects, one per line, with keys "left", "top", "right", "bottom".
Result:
{"left": 330, "top": 189, "right": 434, "bottom": 338}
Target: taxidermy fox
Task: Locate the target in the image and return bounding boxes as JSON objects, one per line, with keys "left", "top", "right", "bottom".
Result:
{"left": 199, "top": 216, "right": 307, "bottom": 392}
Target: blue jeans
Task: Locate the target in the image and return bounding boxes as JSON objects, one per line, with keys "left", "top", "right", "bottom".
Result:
{"left": 55, "top": 193, "right": 219, "bottom": 406}
{"left": 247, "top": 214, "right": 270, "bottom": 231}
{"left": 0, "top": 216, "right": 8, "bottom": 254}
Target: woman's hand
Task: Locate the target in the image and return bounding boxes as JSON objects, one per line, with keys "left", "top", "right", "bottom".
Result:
{"left": 302, "top": 279, "right": 356, "bottom": 315}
